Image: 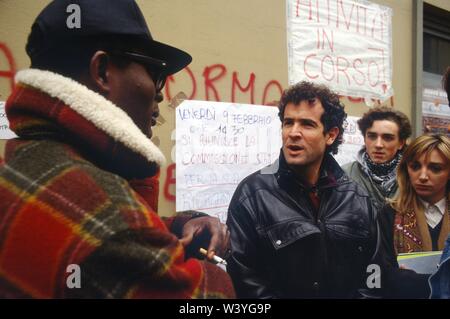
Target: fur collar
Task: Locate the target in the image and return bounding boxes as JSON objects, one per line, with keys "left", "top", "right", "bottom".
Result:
{"left": 14, "top": 69, "right": 166, "bottom": 168}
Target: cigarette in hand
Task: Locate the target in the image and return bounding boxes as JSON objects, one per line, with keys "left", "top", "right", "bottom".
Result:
{"left": 199, "top": 248, "right": 228, "bottom": 266}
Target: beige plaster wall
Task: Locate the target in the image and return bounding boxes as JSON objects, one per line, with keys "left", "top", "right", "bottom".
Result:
{"left": 0, "top": 0, "right": 431, "bottom": 216}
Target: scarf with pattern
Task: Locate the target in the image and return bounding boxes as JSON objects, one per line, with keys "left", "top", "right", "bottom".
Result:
{"left": 393, "top": 199, "right": 450, "bottom": 253}
{"left": 359, "top": 150, "right": 401, "bottom": 197}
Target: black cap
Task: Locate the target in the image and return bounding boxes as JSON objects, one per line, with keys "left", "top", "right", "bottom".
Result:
{"left": 26, "top": 0, "right": 192, "bottom": 75}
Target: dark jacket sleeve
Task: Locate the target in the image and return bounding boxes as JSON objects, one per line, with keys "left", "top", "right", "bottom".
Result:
{"left": 226, "top": 197, "right": 277, "bottom": 299}
{"left": 378, "top": 204, "right": 399, "bottom": 268}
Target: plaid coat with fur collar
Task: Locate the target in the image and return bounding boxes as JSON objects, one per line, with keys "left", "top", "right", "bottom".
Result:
{"left": 0, "top": 69, "right": 234, "bottom": 298}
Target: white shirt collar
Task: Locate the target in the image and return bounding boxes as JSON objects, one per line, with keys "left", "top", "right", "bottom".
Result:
{"left": 420, "top": 197, "right": 446, "bottom": 229}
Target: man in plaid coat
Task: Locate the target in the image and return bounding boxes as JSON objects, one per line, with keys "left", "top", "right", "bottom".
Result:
{"left": 0, "top": 0, "right": 234, "bottom": 298}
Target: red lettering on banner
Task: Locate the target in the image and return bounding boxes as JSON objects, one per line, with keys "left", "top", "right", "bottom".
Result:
{"left": 163, "top": 163, "right": 176, "bottom": 201}
{"left": 337, "top": 0, "right": 355, "bottom": 30}
{"left": 316, "top": 28, "right": 334, "bottom": 51}
{"left": 336, "top": 56, "right": 350, "bottom": 85}
{"left": 368, "top": 47, "right": 386, "bottom": 82}
{"left": 357, "top": 5, "right": 367, "bottom": 35}
{"left": 321, "top": 29, "right": 334, "bottom": 51}
{"left": 0, "top": 43, "right": 17, "bottom": 91}
{"left": 367, "top": 60, "right": 380, "bottom": 87}
{"left": 231, "top": 72, "right": 255, "bottom": 104}
{"left": 304, "top": 54, "right": 319, "bottom": 79}
{"left": 297, "top": 0, "right": 313, "bottom": 19}
{"left": 371, "top": 12, "right": 381, "bottom": 41}
{"left": 321, "top": 55, "right": 335, "bottom": 81}
{"left": 316, "top": 0, "right": 321, "bottom": 22}
{"left": 316, "top": 29, "right": 320, "bottom": 49}
{"left": 293, "top": 0, "right": 388, "bottom": 41}
{"left": 302, "top": 52, "right": 386, "bottom": 91}
{"left": 203, "top": 64, "right": 227, "bottom": 101}
{"left": 352, "top": 58, "right": 365, "bottom": 85}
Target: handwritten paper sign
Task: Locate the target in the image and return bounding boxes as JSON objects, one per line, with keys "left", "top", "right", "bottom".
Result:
{"left": 287, "top": 0, "right": 393, "bottom": 101}
{"left": 176, "top": 100, "right": 282, "bottom": 222}
{"left": 334, "top": 116, "right": 364, "bottom": 165}
{"left": 0, "top": 102, "right": 17, "bottom": 139}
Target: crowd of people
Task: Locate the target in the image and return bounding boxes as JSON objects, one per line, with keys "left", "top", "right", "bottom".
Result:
{"left": 0, "top": 0, "right": 449, "bottom": 299}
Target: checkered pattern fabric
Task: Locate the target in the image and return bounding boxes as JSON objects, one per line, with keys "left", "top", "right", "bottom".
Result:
{"left": 0, "top": 69, "right": 234, "bottom": 298}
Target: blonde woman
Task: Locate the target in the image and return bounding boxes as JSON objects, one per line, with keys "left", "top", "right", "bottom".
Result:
{"left": 380, "top": 134, "right": 450, "bottom": 256}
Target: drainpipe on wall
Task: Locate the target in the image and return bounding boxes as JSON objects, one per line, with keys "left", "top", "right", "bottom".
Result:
{"left": 412, "top": 0, "right": 423, "bottom": 138}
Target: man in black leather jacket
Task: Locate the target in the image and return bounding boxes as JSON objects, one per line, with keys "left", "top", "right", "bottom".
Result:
{"left": 226, "top": 81, "right": 428, "bottom": 298}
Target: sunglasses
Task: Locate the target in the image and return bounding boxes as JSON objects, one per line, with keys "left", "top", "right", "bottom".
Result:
{"left": 110, "top": 51, "right": 168, "bottom": 93}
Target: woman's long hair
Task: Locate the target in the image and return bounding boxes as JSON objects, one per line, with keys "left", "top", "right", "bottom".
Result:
{"left": 391, "top": 134, "right": 450, "bottom": 214}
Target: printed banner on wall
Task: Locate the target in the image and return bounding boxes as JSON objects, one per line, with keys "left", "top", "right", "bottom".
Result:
{"left": 287, "top": 0, "right": 393, "bottom": 101}
{"left": 176, "top": 100, "right": 282, "bottom": 222}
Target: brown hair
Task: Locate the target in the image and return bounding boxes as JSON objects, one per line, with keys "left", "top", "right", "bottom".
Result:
{"left": 391, "top": 134, "right": 450, "bottom": 214}
{"left": 357, "top": 106, "right": 412, "bottom": 145}
{"left": 278, "top": 81, "right": 347, "bottom": 155}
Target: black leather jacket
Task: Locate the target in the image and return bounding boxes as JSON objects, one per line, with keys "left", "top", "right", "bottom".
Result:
{"left": 227, "top": 151, "right": 380, "bottom": 298}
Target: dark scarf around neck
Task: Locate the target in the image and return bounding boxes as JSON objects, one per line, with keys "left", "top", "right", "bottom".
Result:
{"left": 360, "top": 150, "right": 401, "bottom": 195}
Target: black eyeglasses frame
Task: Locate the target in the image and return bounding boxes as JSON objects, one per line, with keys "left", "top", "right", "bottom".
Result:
{"left": 109, "top": 51, "right": 169, "bottom": 93}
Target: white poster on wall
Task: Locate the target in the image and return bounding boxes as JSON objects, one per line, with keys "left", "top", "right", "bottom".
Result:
{"left": 175, "top": 101, "right": 363, "bottom": 222}
{"left": 176, "top": 100, "right": 282, "bottom": 222}
{"left": 0, "top": 101, "right": 17, "bottom": 139}
{"left": 286, "top": 0, "right": 393, "bottom": 101}
{"left": 334, "top": 115, "right": 364, "bottom": 165}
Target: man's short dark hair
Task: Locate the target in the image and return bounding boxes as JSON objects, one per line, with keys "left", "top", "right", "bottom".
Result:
{"left": 357, "top": 106, "right": 412, "bottom": 142}
{"left": 443, "top": 66, "right": 450, "bottom": 106}
{"left": 278, "top": 81, "right": 347, "bottom": 155}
